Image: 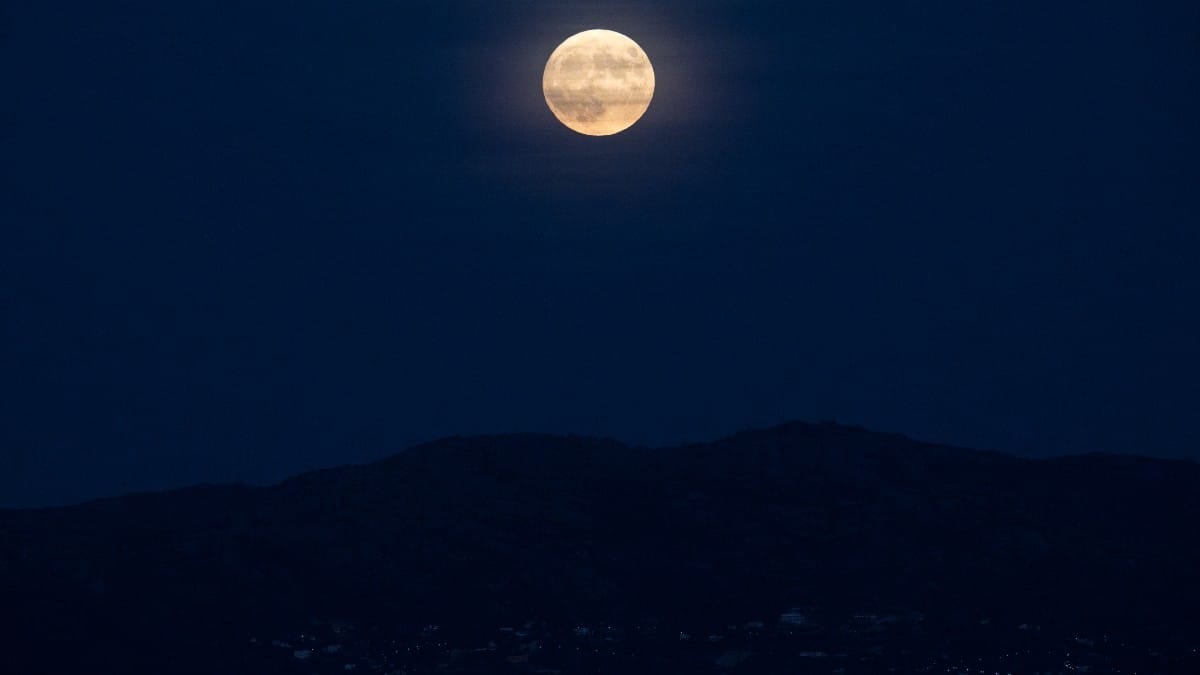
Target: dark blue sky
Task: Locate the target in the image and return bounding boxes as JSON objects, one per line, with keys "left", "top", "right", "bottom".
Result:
{"left": 3, "top": 1, "right": 1199, "bottom": 507}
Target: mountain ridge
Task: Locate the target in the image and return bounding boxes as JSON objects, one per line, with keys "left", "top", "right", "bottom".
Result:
{"left": 12, "top": 421, "right": 1196, "bottom": 515}
{"left": 2, "top": 421, "right": 1198, "bottom": 673}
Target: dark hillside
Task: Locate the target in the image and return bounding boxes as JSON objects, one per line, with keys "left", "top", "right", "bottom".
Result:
{"left": 2, "top": 423, "right": 1198, "bottom": 673}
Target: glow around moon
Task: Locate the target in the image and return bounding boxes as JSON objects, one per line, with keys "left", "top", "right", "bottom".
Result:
{"left": 543, "top": 30, "right": 655, "bottom": 136}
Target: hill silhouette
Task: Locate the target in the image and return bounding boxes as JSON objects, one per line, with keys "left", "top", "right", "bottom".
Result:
{"left": 2, "top": 422, "right": 1198, "bottom": 673}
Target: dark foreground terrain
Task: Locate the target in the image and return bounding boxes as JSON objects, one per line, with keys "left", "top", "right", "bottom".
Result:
{"left": 2, "top": 422, "right": 1198, "bottom": 673}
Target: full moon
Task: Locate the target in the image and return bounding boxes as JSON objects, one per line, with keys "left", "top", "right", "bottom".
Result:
{"left": 543, "top": 30, "right": 655, "bottom": 136}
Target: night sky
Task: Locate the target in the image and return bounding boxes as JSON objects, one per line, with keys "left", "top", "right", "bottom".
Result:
{"left": 3, "top": 1, "right": 1198, "bottom": 507}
